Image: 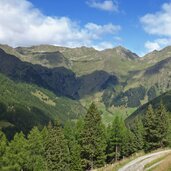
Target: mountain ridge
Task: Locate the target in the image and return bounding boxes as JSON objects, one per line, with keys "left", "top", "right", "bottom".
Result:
{"left": 1, "top": 44, "right": 171, "bottom": 124}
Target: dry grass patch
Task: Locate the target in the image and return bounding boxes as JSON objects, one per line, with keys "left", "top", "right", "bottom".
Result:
{"left": 31, "top": 90, "right": 56, "bottom": 106}
{"left": 154, "top": 153, "right": 171, "bottom": 171}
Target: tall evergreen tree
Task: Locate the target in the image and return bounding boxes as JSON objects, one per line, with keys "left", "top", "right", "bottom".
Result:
{"left": 143, "top": 103, "right": 169, "bottom": 151}
{"left": 45, "top": 121, "right": 70, "bottom": 171}
{"left": 27, "top": 127, "right": 47, "bottom": 171}
{"left": 75, "top": 118, "right": 84, "bottom": 144}
{"left": 131, "top": 118, "right": 144, "bottom": 151}
{"left": 80, "top": 103, "right": 106, "bottom": 170}
{"left": 126, "top": 129, "right": 137, "bottom": 155}
{"left": 2, "top": 132, "right": 29, "bottom": 171}
{"left": 117, "top": 124, "right": 129, "bottom": 158}
{"left": 107, "top": 117, "right": 135, "bottom": 162}
{"left": 64, "top": 121, "right": 82, "bottom": 171}
{"left": 107, "top": 116, "right": 124, "bottom": 162}
{"left": 120, "top": 127, "right": 137, "bottom": 158}
{"left": 143, "top": 104, "right": 157, "bottom": 151}
{"left": 155, "top": 102, "right": 169, "bottom": 147}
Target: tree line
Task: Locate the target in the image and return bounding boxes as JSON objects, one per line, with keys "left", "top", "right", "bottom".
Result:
{"left": 0, "top": 102, "right": 170, "bottom": 171}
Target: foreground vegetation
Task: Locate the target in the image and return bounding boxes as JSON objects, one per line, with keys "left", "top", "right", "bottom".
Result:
{"left": 0, "top": 102, "right": 170, "bottom": 170}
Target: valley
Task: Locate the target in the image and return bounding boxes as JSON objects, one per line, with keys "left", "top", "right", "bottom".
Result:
{"left": 1, "top": 44, "right": 171, "bottom": 125}
{"left": 1, "top": 0, "right": 171, "bottom": 170}
{"left": 1, "top": 44, "right": 171, "bottom": 170}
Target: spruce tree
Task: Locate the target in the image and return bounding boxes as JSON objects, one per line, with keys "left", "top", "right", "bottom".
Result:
{"left": 80, "top": 103, "right": 106, "bottom": 170}
{"left": 143, "top": 104, "right": 157, "bottom": 151}
{"left": 64, "top": 121, "right": 82, "bottom": 171}
{"left": 155, "top": 102, "right": 169, "bottom": 147}
{"left": 144, "top": 103, "right": 169, "bottom": 151}
{"left": 45, "top": 121, "right": 70, "bottom": 171}
{"left": 27, "top": 127, "right": 47, "bottom": 171}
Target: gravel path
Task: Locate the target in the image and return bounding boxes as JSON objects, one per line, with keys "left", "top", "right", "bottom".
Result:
{"left": 118, "top": 149, "right": 171, "bottom": 171}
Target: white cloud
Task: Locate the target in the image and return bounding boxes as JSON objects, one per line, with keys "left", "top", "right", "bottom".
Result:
{"left": 140, "top": 2, "right": 171, "bottom": 53}
{"left": 87, "top": 0, "right": 118, "bottom": 12}
{"left": 92, "top": 41, "right": 114, "bottom": 50}
{"left": 0, "top": 0, "right": 121, "bottom": 49}
{"left": 145, "top": 38, "right": 171, "bottom": 52}
{"left": 140, "top": 3, "right": 171, "bottom": 36}
{"left": 145, "top": 41, "right": 161, "bottom": 52}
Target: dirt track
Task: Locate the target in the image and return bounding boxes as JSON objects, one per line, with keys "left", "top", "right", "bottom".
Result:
{"left": 118, "top": 149, "right": 171, "bottom": 171}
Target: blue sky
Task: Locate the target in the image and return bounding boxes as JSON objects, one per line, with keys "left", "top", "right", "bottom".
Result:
{"left": 0, "top": 0, "right": 171, "bottom": 56}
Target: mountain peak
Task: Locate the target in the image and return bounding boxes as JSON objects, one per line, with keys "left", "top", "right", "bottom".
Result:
{"left": 102, "top": 46, "right": 139, "bottom": 60}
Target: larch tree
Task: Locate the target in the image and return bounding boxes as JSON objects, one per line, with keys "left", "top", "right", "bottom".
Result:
{"left": 107, "top": 116, "right": 125, "bottom": 162}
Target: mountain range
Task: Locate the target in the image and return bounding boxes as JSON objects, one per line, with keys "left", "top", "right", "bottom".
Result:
{"left": 0, "top": 44, "right": 171, "bottom": 132}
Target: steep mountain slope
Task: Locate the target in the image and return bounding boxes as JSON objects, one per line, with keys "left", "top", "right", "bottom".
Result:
{"left": 0, "top": 73, "right": 85, "bottom": 139}
{"left": 126, "top": 90, "right": 171, "bottom": 124}
{"left": 1, "top": 44, "right": 171, "bottom": 121}
{"left": 0, "top": 48, "right": 119, "bottom": 100}
{"left": 123, "top": 56, "right": 171, "bottom": 107}
{"left": 1, "top": 44, "right": 140, "bottom": 77}
{"left": 142, "top": 46, "right": 171, "bottom": 64}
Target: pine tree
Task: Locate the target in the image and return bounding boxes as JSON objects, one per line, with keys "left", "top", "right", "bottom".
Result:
{"left": 64, "top": 121, "right": 82, "bottom": 171}
{"left": 0, "top": 131, "right": 7, "bottom": 169}
{"left": 80, "top": 103, "right": 106, "bottom": 170}
{"left": 2, "top": 132, "right": 29, "bottom": 170}
{"left": 27, "top": 127, "right": 47, "bottom": 171}
{"left": 45, "top": 121, "right": 70, "bottom": 171}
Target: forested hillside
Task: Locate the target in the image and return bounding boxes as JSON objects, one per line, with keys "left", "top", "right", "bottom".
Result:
{"left": 1, "top": 45, "right": 171, "bottom": 117}
{"left": 126, "top": 90, "right": 171, "bottom": 124}
{"left": 0, "top": 74, "right": 85, "bottom": 139}
{"left": 0, "top": 103, "right": 170, "bottom": 170}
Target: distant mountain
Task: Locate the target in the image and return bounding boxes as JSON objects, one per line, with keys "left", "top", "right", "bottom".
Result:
{"left": 1, "top": 44, "right": 171, "bottom": 122}
{"left": 0, "top": 48, "right": 119, "bottom": 99}
{"left": 142, "top": 46, "right": 171, "bottom": 64}
{"left": 0, "top": 44, "right": 140, "bottom": 77}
